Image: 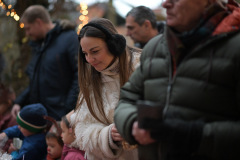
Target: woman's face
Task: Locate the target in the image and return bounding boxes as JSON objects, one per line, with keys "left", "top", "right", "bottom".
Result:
{"left": 80, "top": 36, "right": 115, "bottom": 72}
{"left": 162, "top": 0, "right": 209, "bottom": 32}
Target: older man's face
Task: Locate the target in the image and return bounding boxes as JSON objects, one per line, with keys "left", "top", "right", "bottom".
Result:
{"left": 125, "top": 15, "right": 148, "bottom": 43}
{"left": 162, "top": 0, "right": 209, "bottom": 32}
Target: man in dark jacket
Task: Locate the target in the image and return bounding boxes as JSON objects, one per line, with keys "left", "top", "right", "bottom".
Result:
{"left": 115, "top": 0, "right": 240, "bottom": 160}
{"left": 125, "top": 6, "right": 164, "bottom": 49}
{"left": 11, "top": 5, "right": 79, "bottom": 120}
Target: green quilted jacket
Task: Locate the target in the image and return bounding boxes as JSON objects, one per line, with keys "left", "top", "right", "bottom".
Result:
{"left": 114, "top": 26, "right": 240, "bottom": 160}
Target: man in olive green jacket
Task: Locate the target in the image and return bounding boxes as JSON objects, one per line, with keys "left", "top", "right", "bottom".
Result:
{"left": 114, "top": 0, "right": 240, "bottom": 160}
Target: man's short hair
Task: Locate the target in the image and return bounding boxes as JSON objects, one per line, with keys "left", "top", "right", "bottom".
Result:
{"left": 126, "top": 6, "right": 157, "bottom": 29}
{"left": 20, "top": 5, "right": 51, "bottom": 24}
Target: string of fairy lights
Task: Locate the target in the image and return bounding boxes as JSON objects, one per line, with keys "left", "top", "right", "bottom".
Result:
{"left": 0, "top": 0, "right": 20, "bottom": 23}
{"left": 77, "top": 2, "right": 89, "bottom": 34}
{"left": 0, "top": 0, "right": 89, "bottom": 31}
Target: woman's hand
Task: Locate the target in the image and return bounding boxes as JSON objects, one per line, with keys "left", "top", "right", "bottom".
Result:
{"left": 111, "top": 124, "right": 123, "bottom": 142}
{"left": 132, "top": 121, "right": 155, "bottom": 145}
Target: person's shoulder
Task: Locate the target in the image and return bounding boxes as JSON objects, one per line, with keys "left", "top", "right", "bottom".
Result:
{"left": 142, "top": 34, "right": 163, "bottom": 55}
{"left": 59, "top": 28, "right": 78, "bottom": 37}
{"left": 55, "top": 20, "right": 78, "bottom": 37}
{"left": 59, "top": 19, "right": 77, "bottom": 31}
{"left": 57, "top": 27, "right": 78, "bottom": 44}
{"left": 149, "top": 34, "right": 163, "bottom": 44}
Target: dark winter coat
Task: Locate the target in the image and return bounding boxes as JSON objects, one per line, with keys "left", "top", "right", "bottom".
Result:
{"left": 115, "top": 15, "right": 240, "bottom": 160}
{"left": 15, "top": 21, "right": 79, "bottom": 120}
{"left": 4, "top": 125, "right": 47, "bottom": 160}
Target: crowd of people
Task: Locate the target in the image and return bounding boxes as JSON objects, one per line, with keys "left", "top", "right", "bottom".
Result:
{"left": 1, "top": 0, "right": 240, "bottom": 160}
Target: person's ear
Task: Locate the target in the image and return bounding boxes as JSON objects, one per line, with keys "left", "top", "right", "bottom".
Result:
{"left": 34, "top": 18, "right": 44, "bottom": 26}
{"left": 143, "top": 20, "right": 152, "bottom": 29}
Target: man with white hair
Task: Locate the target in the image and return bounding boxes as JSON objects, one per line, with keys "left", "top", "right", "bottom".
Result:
{"left": 115, "top": 0, "right": 240, "bottom": 159}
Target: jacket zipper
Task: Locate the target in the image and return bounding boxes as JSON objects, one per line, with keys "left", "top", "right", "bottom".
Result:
{"left": 163, "top": 52, "right": 173, "bottom": 119}
{"left": 162, "top": 33, "right": 228, "bottom": 119}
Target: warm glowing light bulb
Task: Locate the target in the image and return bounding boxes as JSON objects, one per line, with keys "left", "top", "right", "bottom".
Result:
{"left": 81, "top": 3, "right": 88, "bottom": 10}
{"left": 82, "top": 10, "right": 88, "bottom": 15}
{"left": 20, "top": 23, "right": 24, "bottom": 28}
{"left": 79, "top": 15, "right": 85, "bottom": 21}
{"left": 14, "top": 15, "right": 19, "bottom": 21}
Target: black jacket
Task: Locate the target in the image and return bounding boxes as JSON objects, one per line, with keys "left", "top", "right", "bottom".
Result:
{"left": 15, "top": 21, "right": 79, "bottom": 120}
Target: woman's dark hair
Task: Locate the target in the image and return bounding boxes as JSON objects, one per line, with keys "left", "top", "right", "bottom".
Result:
{"left": 62, "top": 115, "right": 71, "bottom": 128}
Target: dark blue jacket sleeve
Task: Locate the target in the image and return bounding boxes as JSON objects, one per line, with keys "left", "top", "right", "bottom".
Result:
{"left": 3, "top": 125, "right": 24, "bottom": 139}
{"left": 12, "top": 133, "right": 47, "bottom": 160}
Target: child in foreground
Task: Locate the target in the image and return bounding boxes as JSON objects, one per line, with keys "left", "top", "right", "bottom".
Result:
{"left": 46, "top": 131, "right": 64, "bottom": 160}
{"left": 45, "top": 117, "right": 64, "bottom": 160}
{"left": 0, "top": 103, "right": 48, "bottom": 160}
{"left": 60, "top": 114, "right": 86, "bottom": 160}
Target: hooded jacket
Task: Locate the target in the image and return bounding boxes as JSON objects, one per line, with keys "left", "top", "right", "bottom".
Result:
{"left": 4, "top": 125, "right": 47, "bottom": 160}
{"left": 15, "top": 20, "right": 79, "bottom": 120}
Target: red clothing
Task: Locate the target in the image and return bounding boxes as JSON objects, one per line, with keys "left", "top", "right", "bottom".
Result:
{"left": 61, "top": 145, "right": 86, "bottom": 160}
{"left": 213, "top": 3, "right": 240, "bottom": 35}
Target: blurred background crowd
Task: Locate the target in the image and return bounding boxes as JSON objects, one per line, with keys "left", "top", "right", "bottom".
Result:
{"left": 0, "top": 0, "right": 166, "bottom": 96}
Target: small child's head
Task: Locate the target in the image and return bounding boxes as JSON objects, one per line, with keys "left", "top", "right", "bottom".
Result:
{"left": 46, "top": 132, "right": 63, "bottom": 159}
{"left": 0, "top": 83, "right": 15, "bottom": 115}
{"left": 60, "top": 114, "right": 75, "bottom": 145}
{"left": 16, "top": 103, "right": 47, "bottom": 136}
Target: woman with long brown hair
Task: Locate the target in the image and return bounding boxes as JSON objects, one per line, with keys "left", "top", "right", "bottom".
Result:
{"left": 69, "top": 18, "right": 141, "bottom": 159}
